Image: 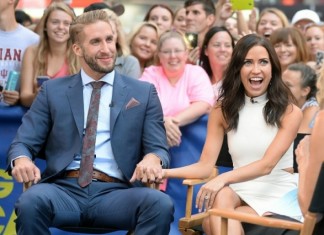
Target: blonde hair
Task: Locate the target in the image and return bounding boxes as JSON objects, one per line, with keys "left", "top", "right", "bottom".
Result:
{"left": 34, "top": 2, "right": 79, "bottom": 76}
{"left": 155, "top": 29, "right": 189, "bottom": 65}
{"left": 103, "top": 9, "right": 129, "bottom": 56}
{"left": 256, "top": 8, "right": 289, "bottom": 31}
{"left": 128, "top": 22, "right": 160, "bottom": 68}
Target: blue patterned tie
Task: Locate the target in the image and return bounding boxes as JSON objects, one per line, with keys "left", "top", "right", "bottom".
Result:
{"left": 78, "top": 81, "right": 105, "bottom": 187}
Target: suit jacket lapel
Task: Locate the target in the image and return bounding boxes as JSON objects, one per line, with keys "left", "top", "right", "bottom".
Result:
{"left": 110, "top": 73, "right": 128, "bottom": 135}
{"left": 67, "top": 73, "right": 84, "bottom": 138}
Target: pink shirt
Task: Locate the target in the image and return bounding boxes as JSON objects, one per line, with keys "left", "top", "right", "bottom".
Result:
{"left": 48, "top": 61, "right": 69, "bottom": 79}
{"left": 140, "top": 64, "right": 214, "bottom": 116}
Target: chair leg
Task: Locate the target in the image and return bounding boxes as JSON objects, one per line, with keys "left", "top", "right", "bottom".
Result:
{"left": 179, "top": 228, "right": 203, "bottom": 235}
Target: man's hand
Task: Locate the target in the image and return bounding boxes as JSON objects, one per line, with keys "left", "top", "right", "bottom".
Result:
{"left": 3, "top": 90, "right": 19, "bottom": 105}
{"left": 130, "top": 153, "right": 163, "bottom": 184}
{"left": 11, "top": 157, "right": 41, "bottom": 184}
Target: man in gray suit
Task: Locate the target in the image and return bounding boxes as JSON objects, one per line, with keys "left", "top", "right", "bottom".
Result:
{"left": 7, "top": 10, "right": 173, "bottom": 235}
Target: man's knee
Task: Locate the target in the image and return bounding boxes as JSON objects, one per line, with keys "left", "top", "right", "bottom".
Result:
{"left": 150, "top": 190, "right": 174, "bottom": 216}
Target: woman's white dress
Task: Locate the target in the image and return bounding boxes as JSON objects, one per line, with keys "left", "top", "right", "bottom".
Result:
{"left": 228, "top": 94, "right": 297, "bottom": 216}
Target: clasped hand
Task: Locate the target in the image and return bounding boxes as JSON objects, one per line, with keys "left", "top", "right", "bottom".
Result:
{"left": 12, "top": 157, "right": 41, "bottom": 184}
{"left": 130, "top": 153, "right": 163, "bottom": 184}
{"left": 196, "top": 176, "right": 225, "bottom": 212}
{"left": 164, "top": 117, "right": 181, "bottom": 147}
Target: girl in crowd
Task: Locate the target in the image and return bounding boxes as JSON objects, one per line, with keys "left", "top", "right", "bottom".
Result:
{"left": 20, "top": 2, "right": 79, "bottom": 107}
{"left": 270, "top": 27, "right": 308, "bottom": 73}
{"left": 143, "top": 4, "right": 174, "bottom": 33}
{"left": 128, "top": 22, "right": 159, "bottom": 74}
{"left": 256, "top": 8, "right": 289, "bottom": 39}
{"left": 199, "top": 26, "right": 235, "bottom": 100}
{"left": 172, "top": 7, "right": 186, "bottom": 33}
{"left": 304, "top": 24, "right": 324, "bottom": 68}
{"left": 282, "top": 63, "right": 319, "bottom": 134}
{"left": 163, "top": 34, "right": 302, "bottom": 234}
{"left": 140, "top": 30, "right": 214, "bottom": 148}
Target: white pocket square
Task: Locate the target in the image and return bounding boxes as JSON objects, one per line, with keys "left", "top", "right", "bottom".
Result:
{"left": 125, "top": 97, "right": 140, "bottom": 110}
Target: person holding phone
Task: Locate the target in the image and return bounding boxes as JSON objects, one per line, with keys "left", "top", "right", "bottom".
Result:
{"left": 19, "top": 2, "right": 79, "bottom": 107}
{"left": 184, "top": 0, "right": 216, "bottom": 64}
{"left": 304, "top": 24, "right": 324, "bottom": 69}
{"left": 0, "top": 0, "right": 39, "bottom": 106}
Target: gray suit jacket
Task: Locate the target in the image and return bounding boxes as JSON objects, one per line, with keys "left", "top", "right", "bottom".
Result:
{"left": 7, "top": 72, "right": 169, "bottom": 184}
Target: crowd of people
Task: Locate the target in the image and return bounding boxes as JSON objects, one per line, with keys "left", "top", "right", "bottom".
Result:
{"left": 1, "top": 0, "right": 324, "bottom": 234}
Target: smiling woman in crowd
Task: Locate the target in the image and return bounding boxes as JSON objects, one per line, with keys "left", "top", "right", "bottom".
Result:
{"left": 128, "top": 22, "right": 159, "bottom": 74}
{"left": 20, "top": 2, "right": 79, "bottom": 107}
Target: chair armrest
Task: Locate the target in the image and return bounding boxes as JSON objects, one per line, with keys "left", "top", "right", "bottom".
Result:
{"left": 182, "top": 178, "right": 213, "bottom": 186}
{"left": 209, "top": 208, "right": 303, "bottom": 231}
{"left": 182, "top": 167, "right": 218, "bottom": 186}
{"left": 23, "top": 182, "right": 33, "bottom": 192}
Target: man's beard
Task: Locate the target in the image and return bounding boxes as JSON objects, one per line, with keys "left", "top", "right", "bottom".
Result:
{"left": 83, "top": 53, "right": 116, "bottom": 74}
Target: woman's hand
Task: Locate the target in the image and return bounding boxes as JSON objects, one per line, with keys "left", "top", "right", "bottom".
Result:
{"left": 219, "top": 2, "right": 233, "bottom": 22}
{"left": 164, "top": 117, "right": 182, "bottom": 147}
{"left": 248, "top": 8, "right": 258, "bottom": 32}
{"left": 196, "top": 176, "right": 226, "bottom": 212}
{"left": 2, "top": 90, "right": 19, "bottom": 105}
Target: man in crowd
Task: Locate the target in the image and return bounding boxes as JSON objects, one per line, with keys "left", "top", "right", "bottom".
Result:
{"left": 184, "top": 0, "right": 216, "bottom": 63}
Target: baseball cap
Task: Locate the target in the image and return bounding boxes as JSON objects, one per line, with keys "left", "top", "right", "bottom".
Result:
{"left": 83, "top": 2, "right": 125, "bottom": 16}
{"left": 291, "top": 9, "right": 320, "bottom": 25}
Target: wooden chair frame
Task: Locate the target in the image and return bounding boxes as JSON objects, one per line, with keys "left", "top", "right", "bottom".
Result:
{"left": 208, "top": 162, "right": 324, "bottom": 235}
{"left": 178, "top": 167, "right": 218, "bottom": 235}
{"left": 209, "top": 208, "right": 317, "bottom": 235}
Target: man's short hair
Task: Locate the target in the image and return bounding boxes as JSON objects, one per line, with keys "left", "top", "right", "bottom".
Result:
{"left": 83, "top": 2, "right": 124, "bottom": 16}
{"left": 69, "top": 10, "right": 112, "bottom": 44}
{"left": 184, "top": 0, "right": 216, "bottom": 16}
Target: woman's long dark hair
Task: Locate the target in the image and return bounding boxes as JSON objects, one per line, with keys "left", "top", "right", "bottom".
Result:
{"left": 199, "top": 26, "right": 235, "bottom": 78}
{"left": 219, "top": 34, "right": 294, "bottom": 131}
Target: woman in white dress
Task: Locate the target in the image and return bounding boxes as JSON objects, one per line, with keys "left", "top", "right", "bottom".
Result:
{"left": 163, "top": 34, "right": 303, "bottom": 234}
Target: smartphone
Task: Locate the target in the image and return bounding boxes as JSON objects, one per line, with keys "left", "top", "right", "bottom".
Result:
{"left": 5, "top": 71, "right": 20, "bottom": 91}
{"left": 316, "top": 50, "right": 324, "bottom": 68}
{"left": 185, "top": 32, "right": 198, "bottom": 49}
{"left": 37, "top": 76, "right": 50, "bottom": 87}
{"left": 230, "top": 0, "right": 254, "bottom": 10}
